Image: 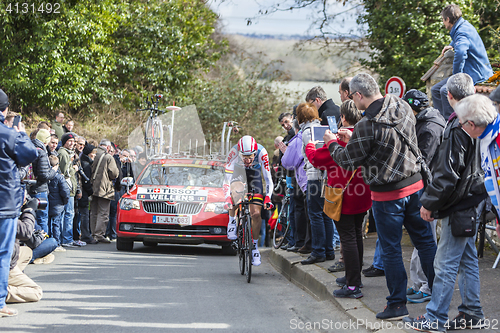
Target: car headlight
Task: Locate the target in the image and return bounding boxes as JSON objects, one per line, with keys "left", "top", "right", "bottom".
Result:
{"left": 204, "top": 202, "right": 228, "bottom": 214}
{"left": 120, "top": 198, "right": 140, "bottom": 211}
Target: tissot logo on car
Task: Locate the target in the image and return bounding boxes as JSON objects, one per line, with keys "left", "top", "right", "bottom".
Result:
{"left": 137, "top": 188, "right": 208, "bottom": 202}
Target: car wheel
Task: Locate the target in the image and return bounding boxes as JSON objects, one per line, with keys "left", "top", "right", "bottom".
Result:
{"left": 221, "top": 243, "right": 237, "bottom": 256}
{"left": 116, "top": 238, "right": 134, "bottom": 251}
{"left": 143, "top": 241, "right": 158, "bottom": 247}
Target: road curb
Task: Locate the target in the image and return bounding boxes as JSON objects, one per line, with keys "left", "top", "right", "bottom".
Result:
{"left": 268, "top": 248, "right": 407, "bottom": 332}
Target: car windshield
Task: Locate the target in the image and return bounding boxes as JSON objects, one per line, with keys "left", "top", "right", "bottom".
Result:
{"left": 138, "top": 164, "right": 224, "bottom": 187}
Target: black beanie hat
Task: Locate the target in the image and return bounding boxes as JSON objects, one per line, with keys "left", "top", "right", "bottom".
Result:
{"left": 403, "top": 89, "right": 429, "bottom": 112}
{"left": 0, "top": 89, "right": 9, "bottom": 112}
{"left": 82, "top": 142, "right": 95, "bottom": 156}
{"left": 61, "top": 132, "right": 77, "bottom": 146}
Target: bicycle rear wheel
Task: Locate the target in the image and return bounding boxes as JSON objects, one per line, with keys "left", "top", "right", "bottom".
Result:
{"left": 152, "top": 119, "right": 163, "bottom": 156}
{"left": 273, "top": 202, "right": 290, "bottom": 249}
{"left": 145, "top": 118, "right": 154, "bottom": 159}
{"left": 244, "top": 215, "right": 252, "bottom": 283}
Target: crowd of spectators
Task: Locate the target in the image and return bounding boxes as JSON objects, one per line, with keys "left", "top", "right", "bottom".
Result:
{"left": 0, "top": 96, "right": 147, "bottom": 317}
{"left": 268, "top": 5, "right": 500, "bottom": 330}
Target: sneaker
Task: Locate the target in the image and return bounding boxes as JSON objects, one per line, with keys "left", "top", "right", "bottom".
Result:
{"left": 336, "top": 276, "right": 363, "bottom": 288}
{"left": 328, "top": 261, "right": 345, "bottom": 272}
{"left": 363, "top": 265, "right": 385, "bottom": 277}
{"left": 333, "top": 285, "right": 363, "bottom": 299}
{"left": 280, "top": 243, "right": 289, "bottom": 250}
{"left": 407, "top": 287, "right": 417, "bottom": 296}
{"left": 33, "top": 253, "right": 55, "bottom": 265}
{"left": 252, "top": 249, "right": 261, "bottom": 266}
{"left": 86, "top": 238, "right": 99, "bottom": 244}
{"left": 227, "top": 222, "right": 237, "bottom": 240}
{"left": 447, "top": 312, "right": 487, "bottom": 330}
{"left": 376, "top": 304, "right": 409, "bottom": 321}
{"left": 407, "top": 291, "right": 432, "bottom": 303}
{"left": 73, "top": 240, "right": 87, "bottom": 247}
{"left": 54, "top": 246, "right": 66, "bottom": 252}
{"left": 0, "top": 306, "right": 18, "bottom": 317}
{"left": 402, "top": 315, "right": 444, "bottom": 332}
{"left": 62, "top": 242, "right": 76, "bottom": 248}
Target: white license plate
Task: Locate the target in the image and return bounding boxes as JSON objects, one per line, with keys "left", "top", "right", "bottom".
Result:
{"left": 153, "top": 215, "right": 191, "bottom": 225}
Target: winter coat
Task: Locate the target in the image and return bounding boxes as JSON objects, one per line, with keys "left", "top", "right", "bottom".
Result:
{"left": 318, "top": 99, "right": 341, "bottom": 126}
{"left": 51, "top": 120, "right": 64, "bottom": 141}
{"left": 30, "top": 138, "right": 56, "bottom": 194}
{"left": 420, "top": 115, "right": 487, "bottom": 218}
{"left": 301, "top": 119, "right": 322, "bottom": 181}
{"left": 57, "top": 146, "right": 78, "bottom": 197}
{"left": 48, "top": 171, "right": 70, "bottom": 217}
{"left": 328, "top": 95, "right": 422, "bottom": 193}
{"left": 78, "top": 153, "right": 93, "bottom": 208}
{"left": 91, "top": 146, "right": 119, "bottom": 200}
{"left": 414, "top": 107, "right": 446, "bottom": 166}
{"left": 305, "top": 129, "right": 372, "bottom": 215}
{"left": 449, "top": 17, "right": 493, "bottom": 84}
{"left": 281, "top": 132, "right": 307, "bottom": 193}
{"left": 10, "top": 207, "right": 35, "bottom": 270}
{"left": 0, "top": 113, "right": 38, "bottom": 218}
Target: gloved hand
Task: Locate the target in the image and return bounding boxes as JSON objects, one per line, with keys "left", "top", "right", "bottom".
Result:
{"left": 264, "top": 197, "right": 274, "bottom": 210}
{"left": 23, "top": 197, "right": 39, "bottom": 212}
{"left": 223, "top": 197, "right": 233, "bottom": 211}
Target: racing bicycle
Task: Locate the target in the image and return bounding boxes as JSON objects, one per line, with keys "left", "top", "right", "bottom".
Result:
{"left": 272, "top": 178, "right": 292, "bottom": 249}
{"left": 137, "top": 94, "right": 166, "bottom": 159}
{"left": 232, "top": 192, "right": 263, "bottom": 283}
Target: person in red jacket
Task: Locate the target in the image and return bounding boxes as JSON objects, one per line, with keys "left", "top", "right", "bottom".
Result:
{"left": 305, "top": 100, "right": 372, "bottom": 299}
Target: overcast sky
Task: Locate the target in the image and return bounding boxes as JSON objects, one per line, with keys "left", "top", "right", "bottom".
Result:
{"left": 208, "top": 0, "right": 361, "bottom": 37}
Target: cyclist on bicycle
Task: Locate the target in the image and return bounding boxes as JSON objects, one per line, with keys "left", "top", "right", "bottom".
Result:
{"left": 224, "top": 136, "right": 273, "bottom": 266}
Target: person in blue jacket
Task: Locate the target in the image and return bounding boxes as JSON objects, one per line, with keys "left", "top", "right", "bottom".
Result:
{"left": 431, "top": 4, "right": 493, "bottom": 120}
{"left": 0, "top": 89, "right": 38, "bottom": 317}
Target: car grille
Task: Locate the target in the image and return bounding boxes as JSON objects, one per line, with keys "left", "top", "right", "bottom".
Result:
{"left": 120, "top": 223, "right": 226, "bottom": 236}
{"left": 142, "top": 201, "right": 203, "bottom": 215}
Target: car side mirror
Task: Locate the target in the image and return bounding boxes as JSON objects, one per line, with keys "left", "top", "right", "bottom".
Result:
{"left": 121, "top": 177, "right": 134, "bottom": 187}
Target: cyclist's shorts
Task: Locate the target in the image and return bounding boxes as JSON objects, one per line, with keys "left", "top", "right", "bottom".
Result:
{"left": 231, "top": 165, "right": 263, "bottom": 202}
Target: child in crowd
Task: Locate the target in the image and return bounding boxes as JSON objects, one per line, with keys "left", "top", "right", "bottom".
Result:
{"left": 47, "top": 155, "right": 70, "bottom": 251}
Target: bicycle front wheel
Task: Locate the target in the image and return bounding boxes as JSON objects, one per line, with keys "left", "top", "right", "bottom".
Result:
{"left": 244, "top": 215, "right": 252, "bottom": 283}
{"left": 152, "top": 120, "right": 163, "bottom": 156}
{"left": 237, "top": 217, "right": 245, "bottom": 275}
{"left": 145, "top": 117, "right": 154, "bottom": 159}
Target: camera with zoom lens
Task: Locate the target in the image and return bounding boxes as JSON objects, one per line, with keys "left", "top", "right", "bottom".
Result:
{"left": 21, "top": 180, "right": 48, "bottom": 210}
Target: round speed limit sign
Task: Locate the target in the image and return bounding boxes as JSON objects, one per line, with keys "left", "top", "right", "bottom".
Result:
{"left": 385, "top": 76, "right": 406, "bottom": 98}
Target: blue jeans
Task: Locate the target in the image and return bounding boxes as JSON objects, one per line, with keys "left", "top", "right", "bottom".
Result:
{"left": 259, "top": 219, "right": 266, "bottom": 247}
{"left": 34, "top": 191, "right": 49, "bottom": 233}
{"left": 431, "top": 77, "right": 454, "bottom": 120}
{"left": 424, "top": 212, "right": 484, "bottom": 331}
{"left": 49, "top": 212, "right": 64, "bottom": 246}
{"left": 62, "top": 196, "right": 75, "bottom": 245}
{"left": 307, "top": 180, "right": 334, "bottom": 258}
{"left": 373, "top": 238, "right": 385, "bottom": 270}
{"left": 0, "top": 217, "right": 17, "bottom": 308}
{"left": 332, "top": 224, "right": 340, "bottom": 247}
{"left": 30, "top": 238, "right": 58, "bottom": 263}
{"left": 371, "top": 189, "right": 436, "bottom": 307}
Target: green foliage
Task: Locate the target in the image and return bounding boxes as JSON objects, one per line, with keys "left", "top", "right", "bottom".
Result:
{"left": 0, "top": 0, "right": 223, "bottom": 112}
{"left": 358, "top": 0, "right": 480, "bottom": 90}
{"left": 177, "top": 58, "right": 291, "bottom": 150}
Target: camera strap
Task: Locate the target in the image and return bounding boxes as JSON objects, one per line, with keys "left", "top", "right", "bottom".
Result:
{"left": 92, "top": 153, "right": 106, "bottom": 182}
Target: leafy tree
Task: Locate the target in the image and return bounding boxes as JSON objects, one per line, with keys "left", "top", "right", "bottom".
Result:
{"left": 358, "top": 0, "right": 480, "bottom": 90}
{"left": 0, "top": 0, "right": 223, "bottom": 112}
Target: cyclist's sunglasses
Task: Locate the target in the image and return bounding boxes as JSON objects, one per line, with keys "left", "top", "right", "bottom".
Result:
{"left": 240, "top": 153, "right": 255, "bottom": 160}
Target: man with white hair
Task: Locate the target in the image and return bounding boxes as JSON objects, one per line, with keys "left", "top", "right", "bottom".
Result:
{"left": 90, "top": 139, "right": 119, "bottom": 243}
{"left": 404, "top": 74, "right": 488, "bottom": 332}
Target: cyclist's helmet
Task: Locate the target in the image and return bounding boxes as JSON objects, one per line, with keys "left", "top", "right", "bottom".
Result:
{"left": 237, "top": 136, "right": 258, "bottom": 156}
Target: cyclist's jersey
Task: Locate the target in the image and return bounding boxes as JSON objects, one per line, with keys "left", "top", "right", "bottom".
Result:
{"left": 224, "top": 143, "right": 273, "bottom": 202}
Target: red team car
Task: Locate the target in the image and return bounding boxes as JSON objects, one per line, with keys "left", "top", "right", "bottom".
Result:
{"left": 116, "top": 158, "right": 234, "bottom": 253}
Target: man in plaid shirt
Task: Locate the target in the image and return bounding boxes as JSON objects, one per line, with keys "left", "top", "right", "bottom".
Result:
{"left": 323, "top": 73, "right": 437, "bottom": 321}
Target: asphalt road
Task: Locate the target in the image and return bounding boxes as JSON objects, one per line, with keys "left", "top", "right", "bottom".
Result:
{"left": 2, "top": 243, "right": 370, "bottom": 333}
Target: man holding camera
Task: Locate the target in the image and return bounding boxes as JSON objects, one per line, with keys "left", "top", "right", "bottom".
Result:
{"left": 0, "top": 89, "right": 38, "bottom": 317}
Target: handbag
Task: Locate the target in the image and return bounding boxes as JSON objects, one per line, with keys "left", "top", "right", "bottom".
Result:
{"left": 323, "top": 170, "right": 357, "bottom": 221}
{"left": 449, "top": 207, "right": 477, "bottom": 237}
